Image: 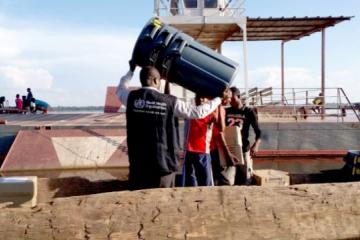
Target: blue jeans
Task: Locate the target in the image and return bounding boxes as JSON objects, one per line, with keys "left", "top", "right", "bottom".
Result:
{"left": 182, "top": 151, "right": 213, "bottom": 186}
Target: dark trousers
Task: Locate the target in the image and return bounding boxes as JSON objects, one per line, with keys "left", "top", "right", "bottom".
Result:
{"left": 182, "top": 151, "right": 213, "bottom": 186}
{"left": 211, "top": 150, "right": 232, "bottom": 186}
{"left": 128, "top": 171, "right": 176, "bottom": 190}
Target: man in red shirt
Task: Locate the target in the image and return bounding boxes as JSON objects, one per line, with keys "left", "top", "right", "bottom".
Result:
{"left": 182, "top": 95, "right": 219, "bottom": 186}
{"left": 210, "top": 97, "right": 240, "bottom": 185}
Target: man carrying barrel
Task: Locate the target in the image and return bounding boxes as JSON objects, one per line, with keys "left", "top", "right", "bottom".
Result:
{"left": 117, "top": 61, "right": 230, "bottom": 190}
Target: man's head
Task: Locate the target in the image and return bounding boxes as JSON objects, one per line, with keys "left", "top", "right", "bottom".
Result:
{"left": 27, "top": 88, "right": 31, "bottom": 92}
{"left": 221, "top": 88, "right": 231, "bottom": 106}
{"left": 139, "top": 66, "right": 161, "bottom": 89}
{"left": 195, "top": 94, "right": 209, "bottom": 106}
{"left": 16, "top": 94, "right": 20, "bottom": 99}
{"left": 229, "top": 86, "right": 242, "bottom": 108}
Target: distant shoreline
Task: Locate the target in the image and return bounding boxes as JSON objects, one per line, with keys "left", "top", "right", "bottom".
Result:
{"left": 49, "top": 106, "right": 104, "bottom": 112}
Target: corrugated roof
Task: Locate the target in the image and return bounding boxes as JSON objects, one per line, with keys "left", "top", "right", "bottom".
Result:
{"left": 170, "top": 16, "right": 352, "bottom": 49}
{"left": 231, "top": 16, "right": 353, "bottom": 42}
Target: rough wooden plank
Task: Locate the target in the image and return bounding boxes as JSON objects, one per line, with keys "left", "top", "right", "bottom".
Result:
{"left": 0, "top": 183, "right": 360, "bottom": 239}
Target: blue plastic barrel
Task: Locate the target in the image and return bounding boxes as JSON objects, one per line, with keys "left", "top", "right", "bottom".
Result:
{"left": 132, "top": 18, "right": 177, "bottom": 69}
{"left": 152, "top": 26, "right": 179, "bottom": 78}
{"left": 132, "top": 18, "right": 239, "bottom": 97}
{"left": 131, "top": 18, "right": 162, "bottom": 67}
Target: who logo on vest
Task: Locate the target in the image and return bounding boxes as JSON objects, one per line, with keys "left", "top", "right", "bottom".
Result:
{"left": 134, "top": 98, "right": 145, "bottom": 109}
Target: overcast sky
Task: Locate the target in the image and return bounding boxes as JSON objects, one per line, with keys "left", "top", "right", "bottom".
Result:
{"left": 0, "top": 0, "right": 359, "bottom": 106}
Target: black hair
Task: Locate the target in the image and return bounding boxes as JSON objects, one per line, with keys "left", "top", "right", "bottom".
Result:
{"left": 139, "top": 66, "right": 160, "bottom": 87}
{"left": 229, "top": 86, "right": 241, "bottom": 98}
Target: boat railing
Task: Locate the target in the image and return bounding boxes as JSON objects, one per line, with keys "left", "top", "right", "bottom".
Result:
{"left": 237, "top": 87, "right": 360, "bottom": 122}
{"left": 174, "top": 85, "right": 359, "bottom": 122}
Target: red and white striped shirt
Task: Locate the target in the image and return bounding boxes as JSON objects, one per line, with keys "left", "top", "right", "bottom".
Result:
{"left": 186, "top": 114, "right": 214, "bottom": 154}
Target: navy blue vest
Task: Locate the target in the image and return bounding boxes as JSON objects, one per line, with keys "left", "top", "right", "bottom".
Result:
{"left": 126, "top": 88, "right": 180, "bottom": 175}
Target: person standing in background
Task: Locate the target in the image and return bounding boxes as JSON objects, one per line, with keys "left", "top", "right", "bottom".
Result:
{"left": 24, "top": 88, "right": 34, "bottom": 112}
{"left": 182, "top": 95, "right": 218, "bottom": 187}
{"left": 226, "top": 87, "right": 261, "bottom": 185}
{"left": 210, "top": 97, "right": 240, "bottom": 186}
{"left": 26, "top": 88, "right": 33, "bottom": 104}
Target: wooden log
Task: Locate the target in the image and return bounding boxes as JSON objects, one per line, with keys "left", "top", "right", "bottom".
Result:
{"left": 0, "top": 183, "right": 359, "bottom": 239}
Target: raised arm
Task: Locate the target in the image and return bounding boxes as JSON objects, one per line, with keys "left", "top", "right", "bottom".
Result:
{"left": 116, "top": 60, "right": 136, "bottom": 107}
{"left": 164, "top": 78, "right": 171, "bottom": 95}
{"left": 174, "top": 97, "right": 221, "bottom": 119}
{"left": 174, "top": 88, "right": 231, "bottom": 119}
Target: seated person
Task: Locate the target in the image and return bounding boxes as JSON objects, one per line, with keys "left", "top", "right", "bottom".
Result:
{"left": 311, "top": 93, "right": 323, "bottom": 114}
{"left": 15, "top": 94, "right": 23, "bottom": 110}
{"left": 0, "top": 96, "right": 5, "bottom": 108}
{"left": 30, "top": 98, "right": 50, "bottom": 114}
{"left": 298, "top": 106, "right": 309, "bottom": 120}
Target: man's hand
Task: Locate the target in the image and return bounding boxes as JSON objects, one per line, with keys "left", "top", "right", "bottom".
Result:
{"left": 129, "top": 59, "right": 136, "bottom": 72}
{"left": 227, "top": 153, "right": 240, "bottom": 166}
{"left": 250, "top": 144, "right": 259, "bottom": 157}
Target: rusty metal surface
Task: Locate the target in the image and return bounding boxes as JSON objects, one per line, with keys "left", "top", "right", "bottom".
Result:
{"left": 256, "top": 149, "right": 347, "bottom": 157}
{"left": 0, "top": 112, "right": 126, "bottom": 128}
{"left": 0, "top": 113, "right": 358, "bottom": 174}
{"left": 1, "top": 128, "right": 128, "bottom": 172}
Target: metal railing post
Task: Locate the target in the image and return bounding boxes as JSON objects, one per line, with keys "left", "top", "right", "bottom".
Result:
{"left": 321, "top": 28, "right": 326, "bottom": 120}
{"left": 154, "top": 0, "right": 160, "bottom": 16}
{"left": 292, "top": 88, "right": 295, "bottom": 105}
{"left": 281, "top": 41, "right": 285, "bottom": 104}
{"left": 292, "top": 88, "right": 296, "bottom": 115}
{"left": 340, "top": 88, "right": 360, "bottom": 122}
{"left": 337, "top": 88, "right": 341, "bottom": 122}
